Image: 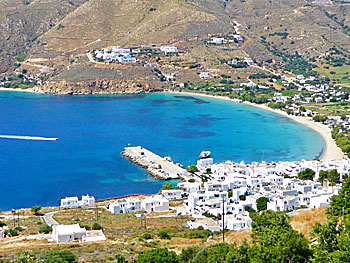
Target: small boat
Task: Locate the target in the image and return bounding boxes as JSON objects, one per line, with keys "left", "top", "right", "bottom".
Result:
{"left": 199, "top": 151, "right": 211, "bottom": 159}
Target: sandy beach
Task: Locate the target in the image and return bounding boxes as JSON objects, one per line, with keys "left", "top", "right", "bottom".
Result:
{"left": 167, "top": 90, "right": 345, "bottom": 161}
{"left": 0, "top": 87, "right": 36, "bottom": 93}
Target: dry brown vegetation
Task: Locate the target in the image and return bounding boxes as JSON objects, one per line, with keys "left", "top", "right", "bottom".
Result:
{"left": 290, "top": 207, "right": 328, "bottom": 238}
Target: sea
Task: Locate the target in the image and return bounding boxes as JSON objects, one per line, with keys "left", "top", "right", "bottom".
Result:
{"left": 0, "top": 91, "right": 324, "bottom": 210}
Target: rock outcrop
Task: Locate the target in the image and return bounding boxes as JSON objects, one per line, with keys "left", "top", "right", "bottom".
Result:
{"left": 34, "top": 79, "right": 164, "bottom": 95}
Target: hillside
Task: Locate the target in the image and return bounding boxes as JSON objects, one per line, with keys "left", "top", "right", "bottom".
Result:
{"left": 0, "top": 0, "right": 88, "bottom": 74}
{"left": 2, "top": 0, "right": 350, "bottom": 93}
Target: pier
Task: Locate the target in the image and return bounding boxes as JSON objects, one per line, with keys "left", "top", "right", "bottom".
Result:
{"left": 122, "top": 146, "right": 195, "bottom": 181}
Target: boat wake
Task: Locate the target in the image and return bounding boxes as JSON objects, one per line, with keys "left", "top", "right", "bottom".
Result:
{"left": 0, "top": 135, "right": 58, "bottom": 141}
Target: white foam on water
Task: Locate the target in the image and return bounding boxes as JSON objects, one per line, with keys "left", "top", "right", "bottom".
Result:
{"left": 0, "top": 135, "right": 58, "bottom": 141}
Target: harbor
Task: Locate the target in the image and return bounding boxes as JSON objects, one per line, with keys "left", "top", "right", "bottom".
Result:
{"left": 122, "top": 146, "right": 198, "bottom": 181}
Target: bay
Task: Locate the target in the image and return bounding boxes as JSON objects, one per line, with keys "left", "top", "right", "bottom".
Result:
{"left": 0, "top": 91, "right": 324, "bottom": 210}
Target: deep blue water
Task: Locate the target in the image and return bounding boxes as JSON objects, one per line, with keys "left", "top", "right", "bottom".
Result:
{"left": 0, "top": 91, "right": 324, "bottom": 210}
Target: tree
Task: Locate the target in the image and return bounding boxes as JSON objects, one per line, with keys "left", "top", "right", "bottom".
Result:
{"left": 311, "top": 216, "right": 350, "bottom": 262}
{"left": 298, "top": 168, "right": 315, "bottom": 180}
{"left": 328, "top": 169, "right": 340, "bottom": 186}
{"left": 0, "top": 221, "right": 6, "bottom": 227}
{"left": 31, "top": 206, "right": 41, "bottom": 216}
{"left": 136, "top": 248, "right": 178, "bottom": 263}
{"left": 160, "top": 183, "right": 174, "bottom": 192}
{"left": 256, "top": 197, "right": 269, "bottom": 211}
{"left": 250, "top": 211, "right": 312, "bottom": 262}
{"left": 328, "top": 177, "right": 350, "bottom": 217}
{"left": 186, "top": 165, "right": 198, "bottom": 173}
{"left": 318, "top": 170, "right": 328, "bottom": 183}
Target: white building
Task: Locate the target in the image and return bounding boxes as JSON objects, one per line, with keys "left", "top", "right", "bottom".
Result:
{"left": 161, "top": 189, "right": 183, "bottom": 201}
{"left": 267, "top": 196, "right": 300, "bottom": 211}
{"left": 187, "top": 218, "right": 221, "bottom": 232}
{"left": 199, "top": 72, "right": 211, "bottom": 79}
{"left": 209, "top": 37, "right": 225, "bottom": 45}
{"left": 108, "top": 199, "right": 142, "bottom": 214}
{"left": 141, "top": 195, "right": 169, "bottom": 212}
{"left": 60, "top": 195, "right": 95, "bottom": 208}
{"left": 160, "top": 46, "right": 178, "bottom": 55}
{"left": 0, "top": 228, "right": 3, "bottom": 239}
{"left": 60, "top": 196, "right": 78, "bottom": 207}
{"left": 197, "top": 158, "right": 214, "bottom": 171}
{"left": 52, "top": 224, "right": 87, "bottom": 243}
{"left": 82, "top": 230, "right": 106, "bottom": 243}
{"left": 177, "top": 182, "right": 201, "bottom": 194}
{"left": 225, "top": 213, "right": 252, "bottom": 230}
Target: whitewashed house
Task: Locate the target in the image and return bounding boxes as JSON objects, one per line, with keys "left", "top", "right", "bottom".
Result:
{"left": 314, "top": 97, "right": 323, "bottom": 103}
{"left": 197, "top": 158, "right": 214, "bottom": 170}
{"left": 80, "top": 195, "right": 95, "bottom": 206}
{"left": 209, "top": 37, "right": 225, "bottom": 45}
{"left": 177, "top": 182, "right": 201, "bottom": 194}
{"left": 161, "top": 189, "right": 183, "bottom": 201}
{"left": 267, "top": 196, "right": 300, "bottom": 211}
{"left": 141, "top": 195, "right": 169, "bottom": 212}
{"left": 108, "top": 199, "right": 142, "bottom": 214}
{"left": 0, "top": 228, "right": 3, "bottom": 239}
{"left": 60, "top": 196, "right": 78, "bottom": 207}
{"left": 199, "top": 72, "right": 211, "bottom": 79}
{"left": 52, "top": 224, "right": 87, "bottom": 243}
{"left": 160, "top": 46, "right": 178, "bottom": 55}
{"left": 225, "top": 213, "right": 252, "bottom": 230}
{"left": 60, "top": 195, "right": 95, "bottom": 208}
{"left": 187, "top": 218, "right": 221, "bottom": 232}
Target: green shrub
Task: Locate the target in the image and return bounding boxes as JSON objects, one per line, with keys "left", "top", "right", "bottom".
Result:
{"left": 158, "top": 230, "right": 172, "bottom": 240}
{"left": 39, "top": 225, "right": 52, "bottom": 233}
{"left": 92, "top": 222, "right": 103, "bottom": 230}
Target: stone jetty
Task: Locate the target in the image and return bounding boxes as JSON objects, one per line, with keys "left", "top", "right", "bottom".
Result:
{"left": 122, "top": 146, "right": 191, "bottom": 180}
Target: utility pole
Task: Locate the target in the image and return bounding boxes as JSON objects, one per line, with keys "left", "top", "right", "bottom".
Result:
{"left": 144, "top": 214, "right": 147, "bottom": 229}
{"left": 222, "top": 195, "right": 225, "bottom": 243}
{"left": 12, "top": 209, "right": 15, "bottom": 228}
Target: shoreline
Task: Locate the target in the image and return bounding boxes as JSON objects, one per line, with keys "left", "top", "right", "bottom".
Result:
{"left": 0, "top": 87, "right": 37, "bottom": 93}
{"left": 166, "top": 90, "right": 344, "bottom": 161}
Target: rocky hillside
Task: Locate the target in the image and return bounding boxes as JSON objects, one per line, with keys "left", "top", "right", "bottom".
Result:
{"left": 2, "top": 0, "right": 350, "bottom": 93}
{"left": 0, "top": 0, "right": 88, "bottom": 74}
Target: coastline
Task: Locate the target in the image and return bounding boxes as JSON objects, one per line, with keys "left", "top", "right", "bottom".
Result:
{"left": 166, "top": 90, "right": 344, "bottom": 161}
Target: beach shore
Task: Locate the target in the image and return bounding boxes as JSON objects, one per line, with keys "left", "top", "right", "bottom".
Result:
{"left": 167, "top": 90, "right": 345, "bottom": 161}
{"left": 0, "top": 87, "right": 36, "bottom": 93}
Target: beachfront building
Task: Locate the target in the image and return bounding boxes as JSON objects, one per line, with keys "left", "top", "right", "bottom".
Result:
{"left": 60, "top": 194, "right": 95, "bottom": 208}
{"left": 108, "top": 198, "right": 142, "bottom": 214}
{"left": 52, "top": 224, "right": 87, "bottom": 243}
{"left": 141, "top": 195, "right": 169, "bottom": 212}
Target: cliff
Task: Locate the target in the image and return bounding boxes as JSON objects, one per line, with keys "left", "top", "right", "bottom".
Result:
{"left": 34, "top": 79, "right": 164, "bottom": 95}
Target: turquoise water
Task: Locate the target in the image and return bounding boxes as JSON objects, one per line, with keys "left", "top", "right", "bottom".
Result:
{"left": 0, "top": 91, "right": 324, "bottom": 210}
